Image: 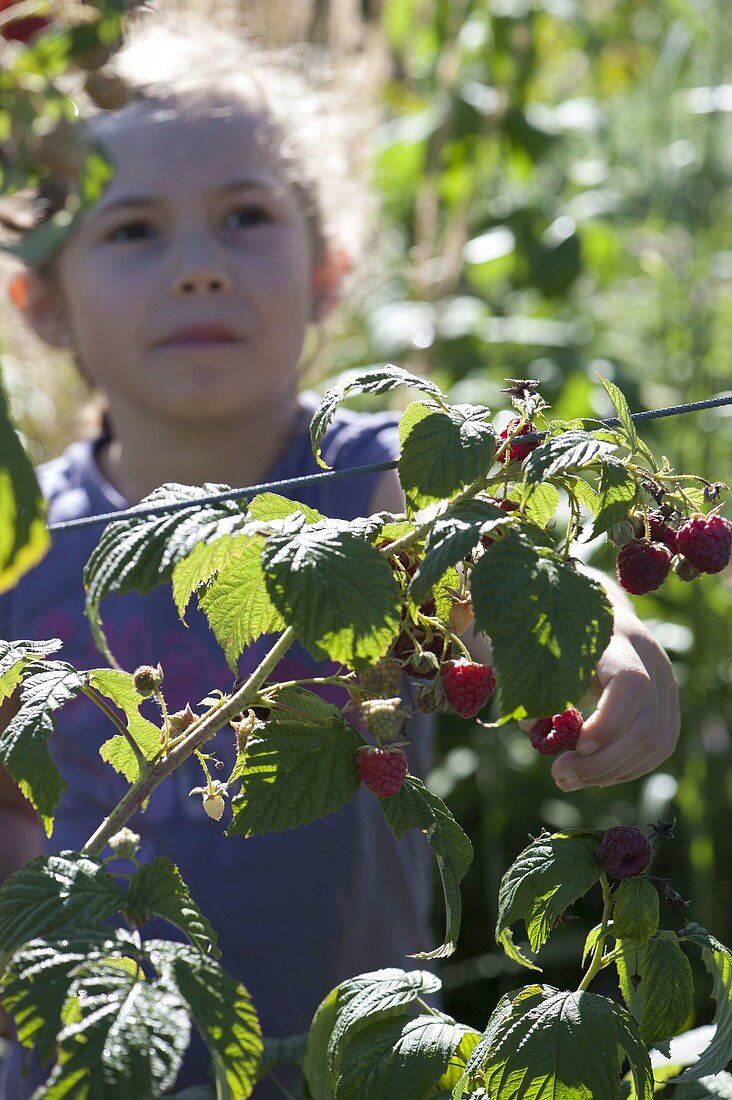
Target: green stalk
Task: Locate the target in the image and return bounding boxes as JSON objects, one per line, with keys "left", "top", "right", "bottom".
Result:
{"left": 82, "top": 626, "right": 297, "bottom": 858}
{"left": 577, "top": 874, "right": 614, "bottom": 992}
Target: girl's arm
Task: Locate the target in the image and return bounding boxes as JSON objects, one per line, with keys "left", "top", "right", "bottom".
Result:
{"left": 369, "top": 469, "right": 680, "bottom": 789}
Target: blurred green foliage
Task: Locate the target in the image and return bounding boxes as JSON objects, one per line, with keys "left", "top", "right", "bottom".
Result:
{"left": 325, "top": 0, "right": 732, "bottom": 1036}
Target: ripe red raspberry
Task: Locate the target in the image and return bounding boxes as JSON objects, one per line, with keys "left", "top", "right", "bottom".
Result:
{"left": 647, "top": 514, "right": 679, "bottom": 554}
{"left": 598, "top": 825, "right": 652, "bottom": 879}
{"left": 616, "top": 540, "right": 672, "bottom": 595}
{"left": 676, "top": 513, "right": 731, "bottom": 574}
{"left": 498, "top": 418, "right": 539, "bottom": 463}
{"left": 356, "top": 746, "right": 407, "bottom": 798}
{"left": 530, "top": 707, "right": 584, "bottom": 755}
{"left": 0, "top": 0, "right": 50, "bottom": 42}
{"left": 441, "top": 660, "right": 496, "bottom": 719}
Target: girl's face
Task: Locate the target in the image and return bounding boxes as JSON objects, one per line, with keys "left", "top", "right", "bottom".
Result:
{"left": 42, "top": 100, "right": 317, "bottom": 427}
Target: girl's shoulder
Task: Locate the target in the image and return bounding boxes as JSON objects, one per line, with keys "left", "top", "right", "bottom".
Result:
{"left": 36, "top": 438, "right": 124, "bottom": 524}
{"left": 298, "top": 390, "right": 400, "bottom": 470}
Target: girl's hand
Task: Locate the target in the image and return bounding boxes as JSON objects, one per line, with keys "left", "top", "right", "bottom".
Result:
{"left": 521, "top": 603, "right": 680, "bottom": 791}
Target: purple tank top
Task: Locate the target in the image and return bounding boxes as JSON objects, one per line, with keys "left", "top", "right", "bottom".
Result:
{"left": 0, "top": 396, "right": 436, "bottom": 1098}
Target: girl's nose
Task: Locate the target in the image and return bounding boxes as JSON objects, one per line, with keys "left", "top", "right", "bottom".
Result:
{"left": 172, "top": 264, "right": 233, "bottom": 295}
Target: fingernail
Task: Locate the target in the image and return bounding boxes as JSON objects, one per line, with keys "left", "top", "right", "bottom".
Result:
{"left": 576, "top": 739, "right": 599, "bottom": 756}
{"left": 555, "top": 769, "right": 580, "bottom": 791}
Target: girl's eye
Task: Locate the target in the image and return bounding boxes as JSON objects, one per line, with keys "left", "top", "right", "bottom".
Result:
{"left": 106, "top": 221, "right": 155, "bottom": 242}
{"left": 226, "top": 206, "right": 271, "bottom": 229}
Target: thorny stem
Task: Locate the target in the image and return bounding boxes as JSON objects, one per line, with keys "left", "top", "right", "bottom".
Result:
{"left": 416, "top": 997, "right": 444, "bottom": 1018}
{"left": 82, "top": 626, "right": 298, "bottom": 858}
{"left": 577, "top": 873, "right": 614, "bottom": 992}
{"left": 81, "top": 683, "right": 148, "bottom": 774}
{"left": 193, "top": 749, "right": 215, "bottom": 794}
{"left": 156, "top": 688, "right": 171, "bottom": 752}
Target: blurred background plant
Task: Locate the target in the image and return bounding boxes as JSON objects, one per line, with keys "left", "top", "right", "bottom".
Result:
{"left": 1, "top": 0, "right": 730, "bottom": 1043}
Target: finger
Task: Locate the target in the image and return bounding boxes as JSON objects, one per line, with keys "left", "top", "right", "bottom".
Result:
{"left": 574, "top": 638, "right": 650, "bottom": 755}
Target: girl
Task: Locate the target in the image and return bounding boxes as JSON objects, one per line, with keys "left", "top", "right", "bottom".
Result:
{"left": 0, "top": 12, "right": 679, "bottom": 1097}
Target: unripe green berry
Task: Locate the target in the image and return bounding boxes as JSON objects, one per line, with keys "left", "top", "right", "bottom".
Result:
{"left": 133, "top": 663, "right": 164, "bottom": 698}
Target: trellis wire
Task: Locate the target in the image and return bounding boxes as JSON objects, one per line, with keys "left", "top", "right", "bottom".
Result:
{"left": 48, "top": 392, "right": 732, "bottom": 533}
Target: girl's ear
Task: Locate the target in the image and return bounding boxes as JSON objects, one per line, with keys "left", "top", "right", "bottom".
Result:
{"left": 7, "top": 270, "right": 73, "bottom": 348}
{"left": 311, "top": 244, "right": 352, "bottom": 322}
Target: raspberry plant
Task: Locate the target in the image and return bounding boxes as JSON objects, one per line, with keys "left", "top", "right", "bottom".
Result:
{"left": 0, "top": 364, "right": 731, "bottom": 1097}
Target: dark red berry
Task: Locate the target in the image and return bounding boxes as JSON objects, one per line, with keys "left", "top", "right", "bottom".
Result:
{"left": 441, "top": 659, "right": 496, "bottom": 719}
{"left": 598, "top": 825, "right": 652, "bottom": 879}
{"left": 647, "top": 514, "right": 679, "bottom": 554}
{"left": 0, "top": 0, "right": 50, "bottom": 42}
{"left": 498, "top": 418, "right": 539, "bottom": 463}
{"left": 530, "top": 707, "right": 584, "bottom": 755}
{"left": 616, "top": 540, "right": 672, "bottom": 595}
{"left": 676, "top": 513, "right": 731, "bottom": 574}
{"left": 356, "top": 746, "right": 407, "bottom": 798}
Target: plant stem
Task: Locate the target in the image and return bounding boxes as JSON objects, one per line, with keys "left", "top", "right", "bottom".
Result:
{"left": 82, "top": 626, "right": 297, "bottom": 858}
{"left": 81, "top": 684, "right": 149, "bottom": 774}
{"left": 577, "top": 874, "right": 614, "bottom": 992}
{"left": 383, "top": 469, "right": 492, "bottom": 558}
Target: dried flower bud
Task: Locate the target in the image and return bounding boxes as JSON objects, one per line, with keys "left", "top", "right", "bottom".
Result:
{"left": 107, "top": 827, "right": 141, "bottom": 861}
{"left": 168, "top": 704, "right": 197, "bottom": 735}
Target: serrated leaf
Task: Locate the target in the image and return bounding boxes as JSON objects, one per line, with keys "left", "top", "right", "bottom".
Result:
{"left": 0, "top": 378, "right": 50, "bottom": 594}
{"left": 472, "top": 984, "right": 653, "bottom": 1100}
{"left": 409, "top": 499, "right": 510, "bottom": 605}
{"left": 0, "top": 931, "right": 113, "bottom": 1066}
{"left": 304, "top": 986, "right": 340, "bottom": 1100}
{"left": 172, "top": 534, "right": 251, "bottom": 622}
{"left": 83, "top": 483, "right": 251, "bottom": 663}
{"left": 126, "top": 858, "right": 219, "bottom": 958}
{"left": 470, "top": 539, "right": 613, "bottom": 717}
{"left": 248, "top": 492, "right": 324, "bottom": 524}
{"left": 612, "top": 879, "right": 659, "bottom": 944}
{"left": 310, "top": 365, "right": 443, "bottom": 468}
{"left": 381, "top": 777, "right": 473, "bottom": 959}
{"left": 596, "top": 373, "right": 637, "bottom": 453}
{"left": 523, "top": 430, "right": 614, "bottom": 485}
{"left": 398, "top": 402, "right": 496, "bottom": 514}
{"left": 616, "top": 933, "right": 694, "bottom": 1046}
{"left": 674, "top": 925, "right": 732, "bottom": 1083}
{"left": 262, "top": 521, "right": 402, "bottom": 668}
{"left": 432, "top": 1027, "right": 482, "bottom": 1092}
{"left": 336, "top": 1014, "right": 472, "bottom": 1100}
{"left": 326, "top": 968, "right": 443, "bottom": 1086}
{"left": 563, "top": 475, "right": 599, "bottom": 514}
{"left": 495, "top": 831, "right": 602, "bottom": 970}
{"left": 0, "top": 660, "right": 85, "bottom": 833}
{"left": 86, "top": 669, "right": 162, "bottom": 783}
{"left": 149, "top": 940, "right": 262, "bottom": 1100}
{"left": 199, "top": 533, "right": 286, "bottom": 672}
{"left": 590, "top": 457, "right": 638, "bottom": 540}
{"left": 0, "top": 852, "right": 125, "bottom": 957}
{"left": 673, "top": 1072, "right": 732, "bottom": 1098}
{"left": 521, "top": 483, "right": 560, "bottom": 529}
{"left": 42, "top": 956, "right": 190, "bottom": 1099}
{"left": 0, "top": 638, "right": 62, "bottom": 703}
{"left": 228, "top": 692, "right": 362, "bottom": 837}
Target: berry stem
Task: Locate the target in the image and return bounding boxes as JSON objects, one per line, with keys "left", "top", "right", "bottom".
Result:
{"left": 82, "top": 626, "right": 298, "bottom": 858}
{"left": 81, "top": 683, "right": 149, "bottom": 774}
{"left": 577, "top": 873, "right": 614, "bottom": 992}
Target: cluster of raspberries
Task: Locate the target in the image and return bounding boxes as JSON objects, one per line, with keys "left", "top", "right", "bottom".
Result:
{"left": 616, "top": 512, "right": 731, "bottom": 596}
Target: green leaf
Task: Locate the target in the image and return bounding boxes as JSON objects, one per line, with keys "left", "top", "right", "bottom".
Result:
{"left": 521, "top": 483, "right": 560, "bottom": 529}
{"left": 336, "top": 1014, "right": 472, "bottom": 1100}
{"left": 673, "top": 1073, "right": 732, "bottom": 1098}
{"left": 0, "top": 931, "right": 113, "bottom": 1066}
{"left": 612, "top": 879, "right": 659, "bottom": 944}
{"left": 431, "top": 1028, "right": 482, "bottom": 1093}
{"left": 380, "top": 776, "right": 473, "bottom": 959}
{"left": 86, "top": 669, "right": 162, "bottom": 783}
{"left": 262, "top": 520, "right": 402, "bottom": 668}
{"left": 42, "top": 955, "right": 190, "bottom": 1099}
{"left": 248, "top": 492, "right": 324, "bottom": 524}
{"left": 409, "top": 498, "right": 510, "bottom": 605}
{"left": 150, "top": 940, "right": 262, "bottom": 1100}
{"left": 589, "top": 457, "right": 638, "bottom": 540}
{"left": 199, "top": 532, "right": 286, "bottom": 672}
{"left": 0, "top": 853, "right": 125, "bottom": 957}
{"left": 326, "top": 968, "right": 443, "bottom": 1086}
{"left": 125, "top": 858, "right": 219, "bottom": 958}
{"left": 523, "top": 431, "right": 614, "bottom": 485}
{"left": 596, "top": 373, "right": 638, "bottom": 454}
{"left": 0, "top": 638, "right": 62, "bottom": 703}
{"left": 304, "top": 987, "right": 340, "bottom": 1100}
{"left": 674, "top": 925, "right": 732, "bottom": 1082}
{"left": 83, "top": 482, "right": 251, "bottom": 663}
{"left": 172, "top": 533, "right": 251, "bottom": 622}
{"left": 495, "top": 831, "right": 602, "bottom": 970}
{"left": 470, "top": 538, "right": 613, "bottom": 717}
{"left": 470, "top": 984, "right": 653, "bottom": 1100}
{"left": 616, "top": 933, "right": 694, "bottom": 1045}
{"left": 0, "top": 660, "right": 85, "bottom": 834}
{"left": 0, "top": 383, "right": 49, "bottom": 593}
{"left": 228, "top": 689, "right": 362, "bottom": 837}
{"left": 398, "top": 402, "right": 496, "bottom": 514}
{"left": 310, "top": 365, "right": 443, "bottom": 467}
